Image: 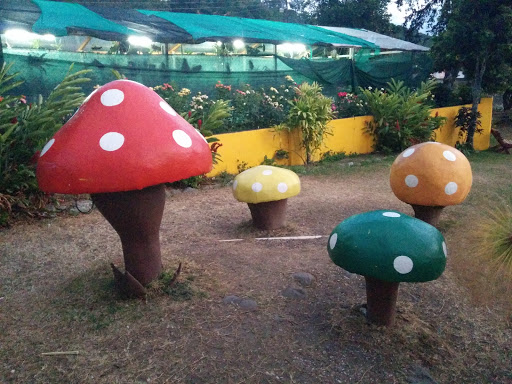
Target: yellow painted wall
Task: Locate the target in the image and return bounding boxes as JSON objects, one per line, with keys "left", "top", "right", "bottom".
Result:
{"left": 433, "top": 97, "right": 492, "bottom": 151}
{"left": 207, "top": 98, "right": 493, "bottom": 177}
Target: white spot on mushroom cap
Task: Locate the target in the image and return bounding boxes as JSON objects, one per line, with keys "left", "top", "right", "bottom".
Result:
{"left": 252, "top": 182, "right": 263, "bottom": 192}
{"left": 443, "top": 150, "right": 457, "bottom": 161}
{"left": 329, "top": 233, "right": 338, "bottom": 250}
{"left": 233, "top": 180, "right": 238, "bottom": 190}
{"left": 100, "top": 89, "right": 124, "bottom": 107}
{"left": 402, "top": 148, "right": 415, "bottom": 158}
{"left": 262, "top": 169, "right": 273, "bottom": 176}
{"left": 277, "top": 182, "right": 288, "bottom": 193}
{"left": 172, "top": 130, "right": 192, "bottom": 148}
{"left": 445, "top": 182, "right": 458, "bottom": 195}
{"left": 382, "top": 212, "right": 401, "bottom": 218}
{"left": 405, "top": 174, "right": 419, "bottom": 188}
{"left": 442, "top": 241, "right": 448, "bottom": 257}
{"left": 99, "top": 132, "right": 124, "bottom": 151}
{"left": 393, "top": 256, "right": 413, "bottom": 274}
{"left": 40, "top": 138, "right": 55, "bottom": 157}
{"left": 160, "top": 101, "right": 177, "bottom": 116}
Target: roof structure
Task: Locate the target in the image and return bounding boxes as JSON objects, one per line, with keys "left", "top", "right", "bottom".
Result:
{"left": 320, "top": 26, "right": 429, "bottom": 51}
{"left": 0, "top": 0, "right": 377, "bottom": 48}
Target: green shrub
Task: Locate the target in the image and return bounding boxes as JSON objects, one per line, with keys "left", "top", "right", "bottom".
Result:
{"left": 0, "top": 63, "right": 91, "bottom": 226}
{"left": 361, "top": 79, "right": 447, "bottom": 153}
{"left": 276, "top": 82, "right": 334, "bottom": 164}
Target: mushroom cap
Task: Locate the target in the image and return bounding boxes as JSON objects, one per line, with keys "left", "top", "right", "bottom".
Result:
{"left": 390, "top": 142, "right": 472, "bottom": 207}
{"left": 36, "top": 80, "right": 212, "bottom": 194}
{"left": 327, "top": 210, "right": 447, "bottom": 283}
{"left": 232, "top": 165, "right": 300, "bottom": 204}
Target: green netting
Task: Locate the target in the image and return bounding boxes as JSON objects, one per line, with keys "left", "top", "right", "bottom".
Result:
{"left": 139, "top": 10, "right": 377, "bottom": 48}
{"left": 32, "top": 0, "right": 136, "bottom": 37}
{"left": 278, "top": 51, "right": 433, "bottom": 93}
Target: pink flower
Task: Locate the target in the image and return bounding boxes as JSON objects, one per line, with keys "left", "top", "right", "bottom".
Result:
{"left": 338, "top": 92, "right": 348, "bottom": 98}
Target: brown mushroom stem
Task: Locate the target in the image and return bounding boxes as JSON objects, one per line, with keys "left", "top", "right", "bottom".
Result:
{"left": 91, "top": 184, "right": 165, "bottom": 290}
{"left": 247, "top": 199, "right": 288, "bottom": 230}
{"left": 364, "top": 276, "right": 400, "bottom": 326}
{"left": 411, "top": 205, "right": 444, "bottom": 227}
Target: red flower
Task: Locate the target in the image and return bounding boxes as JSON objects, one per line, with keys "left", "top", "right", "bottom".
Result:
{"left": 197, "top": 119, "right": 202, "bottom": 129}
{"left": 11, "top": 117, "right": 18, "bottom": 124}
{"left": 338, "top": 92, "right": 348, "bottom": 98}
{"left": 395, "top": 120, "right": 400, "bottom": 131}
{"left": 0, "top": 96, "right": 4, "bottom": 102}
{"left": 188, "top": 110, "right": 192, "bottom": 118}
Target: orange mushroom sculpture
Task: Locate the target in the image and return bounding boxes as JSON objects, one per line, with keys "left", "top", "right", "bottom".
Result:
{"left": 389, "top": 142, "right": 472, "bottom": 227}
{"left": 36, "top": 79, "right": 212, "bottom": 296}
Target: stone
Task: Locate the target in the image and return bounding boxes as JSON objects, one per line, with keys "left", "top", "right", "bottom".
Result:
{"left": 223, "top": 295, "right": 242, "bottom": 305}
{"left": 76, "top": 199, "right": 93, "bottom": 213}
{"left": 282, "top": 286, "right": 307, "bottom": 299}
{"left": 239, "top": 299, "right": 258, "bottom": 310}
{"left": 68, "top": 207, "right": 80, "bottom": 216}
{"left": 292, "top": 272, "right": 315, "bottom": 287}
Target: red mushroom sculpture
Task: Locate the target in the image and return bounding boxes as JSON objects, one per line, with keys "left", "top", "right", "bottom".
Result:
{"left": 36, "top": 80, "right": 212, "bottom": 296}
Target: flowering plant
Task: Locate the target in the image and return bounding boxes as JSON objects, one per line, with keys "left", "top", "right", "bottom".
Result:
{"left": 334, "top": 91, "right": 369, "bottom": 118}
{"left": 153, "top": 82, "right": 191, "bottom": 113}
{"left": 361, "top": 79, "right": 446, "bottom": 153}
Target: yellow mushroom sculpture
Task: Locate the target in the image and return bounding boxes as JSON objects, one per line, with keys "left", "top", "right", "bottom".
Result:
{"left": 232, "top": 165, "right": 301, "bottom": 230}
{"left": 390, "top": 142, "right": 472, "bottom": 227}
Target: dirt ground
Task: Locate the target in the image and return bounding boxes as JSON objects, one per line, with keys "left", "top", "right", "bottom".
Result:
{"left": 1, "top": 155, "right": 511, "bottom": 384}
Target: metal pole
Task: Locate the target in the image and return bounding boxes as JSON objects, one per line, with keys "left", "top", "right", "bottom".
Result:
{"left": 274, "top": 44, "right": 277, "bottom": 71}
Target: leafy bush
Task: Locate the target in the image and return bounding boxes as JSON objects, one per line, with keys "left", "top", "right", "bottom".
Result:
{"left": 361, "top": 79, "right": 447, "bottom": 154}
{"left": 454, "top": 106, "right": 483, "bottom": 154}
{"left": 0, "top": 63, "right": 91, "bottom": 226}
{"left": 276, "top": 82, "right": 334, "bottom": 164}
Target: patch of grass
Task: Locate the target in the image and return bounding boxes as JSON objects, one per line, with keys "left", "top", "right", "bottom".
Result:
{"left": 475, "top": 202, "right": 512, "bottom": 276}
{"left": 285, "top": 153, "right": 393, "bottom": 176}
{"left": 319, "top": 150, "right": 346, "bottom": 163}
{"left": 148, "top": 266, "right": 208, "bottom": 301}
{"left": 51, "top": 266, "right": 140, "bottom": 330}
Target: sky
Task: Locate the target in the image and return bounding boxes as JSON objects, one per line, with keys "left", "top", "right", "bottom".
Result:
{"left": 387, "top": 2, "right": 408, "bottom": 25}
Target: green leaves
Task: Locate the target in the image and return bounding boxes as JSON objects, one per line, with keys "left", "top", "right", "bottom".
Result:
{"left": 278, "top": 82, "right": 334, "bottom": 164}
{"left": 0, "top": 63, "right": 91, "bottom": 225}
{"left": 361, "top": 79, "right": 446, "bottom": 153}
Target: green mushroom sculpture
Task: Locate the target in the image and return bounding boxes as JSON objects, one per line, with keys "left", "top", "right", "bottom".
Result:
{"left": 327, "top": 210, "right": 447, "bottom": 326}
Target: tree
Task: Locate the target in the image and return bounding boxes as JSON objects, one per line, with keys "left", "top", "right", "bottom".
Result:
{"left": 312, "top": 0, "right": 393, "bottom": 34}
{"left": 430, "top": 0, "right": 512, "bottom": 148}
